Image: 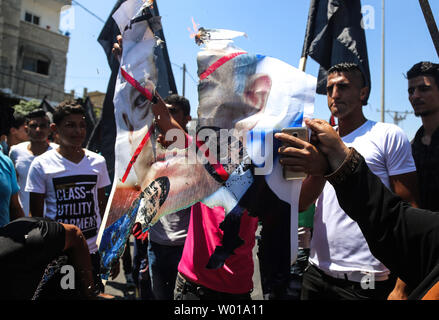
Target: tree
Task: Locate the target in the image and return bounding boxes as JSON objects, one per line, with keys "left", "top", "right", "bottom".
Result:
{"left": 12, "top": 99, "right": 41, "bottom": 116}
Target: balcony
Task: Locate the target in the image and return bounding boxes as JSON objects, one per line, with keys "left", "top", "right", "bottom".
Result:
{"left": 19, "top": 20, "right": 69, "bottom": 53}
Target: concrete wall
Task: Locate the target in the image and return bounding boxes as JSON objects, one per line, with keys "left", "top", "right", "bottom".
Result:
{"left": 0, "top": 0, "right": 71, "bottom": 103}
{"left": 0, "top": 0, "right": 21, "bottom": 72}
{"left": 21, "top": 0, "right": 71, "bottom": 33}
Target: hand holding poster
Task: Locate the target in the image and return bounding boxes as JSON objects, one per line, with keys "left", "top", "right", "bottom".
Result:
{"left": 97, "top": 0, "right": 316, "bottom": 279}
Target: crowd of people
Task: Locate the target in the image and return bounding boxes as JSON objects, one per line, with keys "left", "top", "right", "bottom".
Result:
{"left": 0, "top": 59, "right": 438, "bottom": 300}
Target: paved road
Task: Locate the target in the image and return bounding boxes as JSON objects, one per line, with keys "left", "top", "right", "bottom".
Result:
{"left": 103, "top": 227, "right": 264, "bottom": 300}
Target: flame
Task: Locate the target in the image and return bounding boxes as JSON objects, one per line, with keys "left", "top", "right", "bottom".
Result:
{"left": 142, "top": 0, "right": 154, "bottom": 9}
{"left": 188, "top": 17, "right": 200, "bottom": 39}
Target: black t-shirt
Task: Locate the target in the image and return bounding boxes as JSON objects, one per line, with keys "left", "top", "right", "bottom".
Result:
{"left": 412, "top": 126, "right": 439, "bottom": 211}
{"left": 0, "top": 217, "right": 65, "bottom": 299}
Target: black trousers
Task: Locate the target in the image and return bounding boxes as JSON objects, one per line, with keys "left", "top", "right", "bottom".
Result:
{"left": 300, "top": 264, "right": 396, "bottom": 300}
{"left": 174, "top": 272, "right": 252, "bottom": 300}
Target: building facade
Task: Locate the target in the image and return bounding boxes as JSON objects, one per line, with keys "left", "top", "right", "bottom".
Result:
{"left": 0, "top": 0, "right": 71, "bottom": 104}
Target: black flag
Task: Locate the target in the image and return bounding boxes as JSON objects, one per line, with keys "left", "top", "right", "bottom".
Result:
{"left": 39, "top": 98, "right": 55, "bottom": 115}
{"left": 81, "top": 97, "right": 97, "bottom": 148}
{"left": 302, "top": 0, "right": 371, "bottom": 102}
{"left": 96, "top": 0, "right": 177, "bottom": 181}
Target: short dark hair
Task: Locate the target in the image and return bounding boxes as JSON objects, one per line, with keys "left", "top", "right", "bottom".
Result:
{"left": 0, "top": 106, "right": 15, "bottom": 136}
{"left": 407, "top": 61, "right": 439, "bottom": 87}
{"left": 53, "top": 100, "right": 85, "bottom": 125}
{"left": 328, "top": 63, "right": 367, "bottom": 88}
{"left": 164, "top": 94, "right": 191, "bottom": 116}
{"left": 27, "top": 109, "right": 49, "bottom": 122}
{"left": 11, "top": 112, "right": 27, "bottom": 129}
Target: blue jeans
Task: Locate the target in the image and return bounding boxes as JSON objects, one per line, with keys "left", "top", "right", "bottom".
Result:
{"left": 147, "top": 240, "right": 184, "bottom": 300}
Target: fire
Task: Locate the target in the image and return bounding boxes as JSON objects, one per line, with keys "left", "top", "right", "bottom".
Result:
{"left": 188, "top": 17, "right": 201, "bottom": 39}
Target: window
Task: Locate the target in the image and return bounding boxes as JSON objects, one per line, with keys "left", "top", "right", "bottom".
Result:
{"left": 22, "top": 56, "right": 50, "bottom": 76}
{"left": 24, "top": 12, "right": 40, "bottom": 26}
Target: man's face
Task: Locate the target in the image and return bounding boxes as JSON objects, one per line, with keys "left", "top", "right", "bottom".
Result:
{"left": 11, "top": 124, "right": 29, "bottom": 143}
{"left": 197, "top": 55, "right": 265, "bottom": 131}
{"left": 54, "top": 114, "right": 86, "bottom": 148}
{"left": 167, "top": 104, "right": 190, "bottom": 130}
{"left": 112, "top": 19, "right": 159, "bottom": 187}
{"left": 326, "top": 71, "right": 366, "bottom": 120}
{"left": 27, "top": 117, "right": 50, "bottom": 143}
{"left": 408, "top": 75, "right": 439, "bottom": 118}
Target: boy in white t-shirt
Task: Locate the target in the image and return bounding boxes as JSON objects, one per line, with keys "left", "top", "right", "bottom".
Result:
{"left": 9, "top": 109, "right": 57, "bottom": 216}
{"left": 26, "top": 101, "right": 112, "bottom": 296}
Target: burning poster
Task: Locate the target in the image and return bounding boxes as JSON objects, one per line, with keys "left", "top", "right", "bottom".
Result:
{"left": 97, "top": 1, "right": 316, "bottom": 279}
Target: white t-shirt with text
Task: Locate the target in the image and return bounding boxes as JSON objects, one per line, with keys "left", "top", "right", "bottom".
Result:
{"left": 26, "top": 149, "right": 111, "bottom": 253}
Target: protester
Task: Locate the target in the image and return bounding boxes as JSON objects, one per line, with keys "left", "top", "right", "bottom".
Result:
{"left": 9, "top": 109, "right": 57, "bottom": 216}
{"left": 408, "top": 62, "right": 439, "bottom": 212}
{"left": 1, "top": 112, "right": 28, "bottom": 155}
{"left": 276, "top": 118, "right": 439, "bottom": 300}
{"left": 25, "top": 101, "right": 114, "bottom": 298}
{"left": 0, "top": 216, "right": 96, "bottom": 299}
{"left": 146, "top": 94, "right": 192, "bottom": 300}
{"left": 0, "top": 106, "right": 25, "bottom": 227}
{"left": 296, "top": 63, "right": 419, "bottom": 300}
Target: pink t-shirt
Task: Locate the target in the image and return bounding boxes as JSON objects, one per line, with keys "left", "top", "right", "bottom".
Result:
{"left": 178, "top": 202, "right": 259, "bottom": 294}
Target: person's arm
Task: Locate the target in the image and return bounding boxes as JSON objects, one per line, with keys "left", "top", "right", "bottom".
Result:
{"left": 9, "top": 193, "right": 24, "bottom": 221}
{"left": 26, "top": 160, "right": 46, "bottom": 218}
{"left": 29, "top": 192, "right": 45, "bottom": 218}
{"left": 61, "top": 223, "right": 96, "bottom": 299}
{"left": 277, "top": 118, "right": 439, "bottom": 290}
{"left": 387, "top": 172, "right": 420, "bottom": 299}
{"left": 298, "top": 176, "right": 326, "bottom": 212}
{"left": 389, "top": 172, "right": 420, "bottom": 208}
{"left": 326, "top": 147, "right": 439, "bottom": 289}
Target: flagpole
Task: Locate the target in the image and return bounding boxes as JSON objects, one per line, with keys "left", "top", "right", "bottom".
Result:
{"left": 299, "top": 56, "right": 307, "bottom": 72}
{"left": 381, "top": 0, "right": 385, "bottom": 123}
{"left": 419, "top": 0, "right": 439, "bottom": 57}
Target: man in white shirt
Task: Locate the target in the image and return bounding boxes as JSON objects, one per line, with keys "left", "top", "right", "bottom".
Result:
{"left": 295, "top": 63, "right": 419, "bottom": 300}
{"left": 9, "top": 109, "right": 57, "bottom": 216}
{"left": 26, "top": 101, "right": 112, "bottom": 297}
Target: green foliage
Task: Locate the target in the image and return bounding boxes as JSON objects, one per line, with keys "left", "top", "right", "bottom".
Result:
{"left": 12, "top": 99, "right": 41, "bottom": 116}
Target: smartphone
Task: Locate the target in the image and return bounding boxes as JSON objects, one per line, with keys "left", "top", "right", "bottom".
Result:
{"left": 281, "top": 127, "right": 309, "bottom": 181}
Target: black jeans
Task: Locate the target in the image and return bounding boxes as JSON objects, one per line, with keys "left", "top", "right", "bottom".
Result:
{"left": 300, "top": 264, "right": 396, "bottom": 300}
{"left": 174, "top": 272, "right": 252, "bottom": 300}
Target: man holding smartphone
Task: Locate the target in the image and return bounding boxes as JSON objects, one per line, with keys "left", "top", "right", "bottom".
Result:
{"left": 293, "top": 63, "right": 419, "bottom": 300}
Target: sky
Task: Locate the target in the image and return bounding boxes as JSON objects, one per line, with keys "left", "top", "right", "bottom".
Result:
{"left": 63, "top": 0, "right": 439, "bottom": 140}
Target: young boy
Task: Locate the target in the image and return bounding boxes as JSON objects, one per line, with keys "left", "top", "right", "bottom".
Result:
{"left": 26, "top": 101, "right": 112, "bottom": 295}
{"left": 9, "top": 109, "right": 57, "bottom": 216}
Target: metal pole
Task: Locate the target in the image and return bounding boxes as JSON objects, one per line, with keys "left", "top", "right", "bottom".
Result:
{"left": 419, "top": 0, "right": 439, "bottom": 58}
{"left": 182, "top": 63, "right": 186, "bottom": 97}
{"left": 299, "top": 56, "right": 308, "bottom": 72}
{"left": 381, "top": 0, "right": 385, "bottom": 123}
